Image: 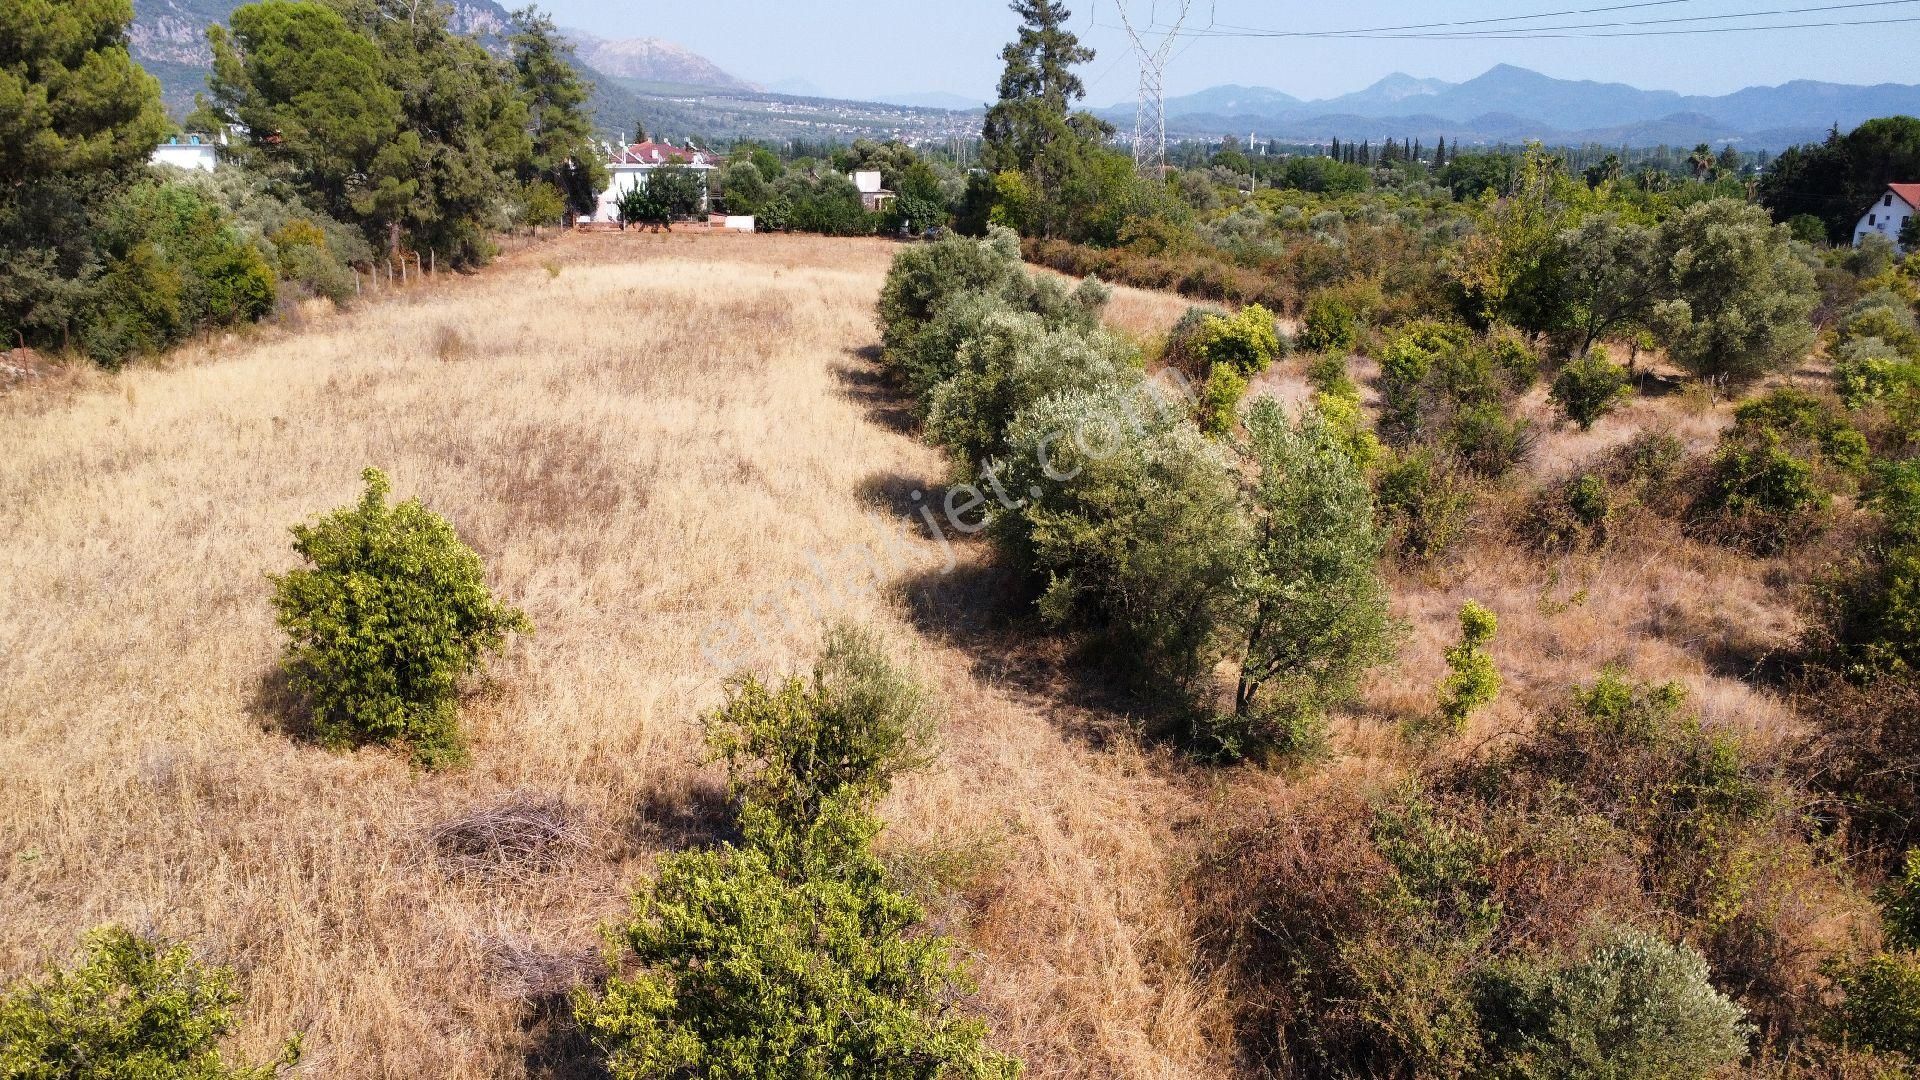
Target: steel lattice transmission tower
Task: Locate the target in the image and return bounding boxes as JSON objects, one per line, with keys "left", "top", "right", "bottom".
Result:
{"left": 1111, "top": 1, "right": 1204, "bottom": 176}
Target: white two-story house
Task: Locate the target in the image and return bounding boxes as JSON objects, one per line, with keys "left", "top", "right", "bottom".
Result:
{"left": 583, "top": 140, "right": 719, "bottom": 224}
{"left": 1855, "top": 183, "right": 1918, "bottom": 254}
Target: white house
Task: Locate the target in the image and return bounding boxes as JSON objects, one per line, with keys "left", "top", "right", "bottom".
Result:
{"left": 1855, "top": 183, "right": 1918, "bottom": 254}
{"left": 150, "top": 133, "right": 220, "bottom": 171}
{"left": 850, "top": 170, "right": 894, "bottom": 212}
{"left": 583, "top": 140, "right": 720, "bottom": 224}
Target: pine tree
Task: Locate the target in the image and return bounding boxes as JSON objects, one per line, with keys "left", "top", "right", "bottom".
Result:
{"left": 981, "top": 0, "right": 1096, "bottom": 174}
{"left": 1435, "top": 135, "right": 1447, "bottom": 169}
{"left": 510, "top": 7, "right": 609, "bottom": 220}
{"left": 1360, "top": 139, "right": 1371, "bottom": 165}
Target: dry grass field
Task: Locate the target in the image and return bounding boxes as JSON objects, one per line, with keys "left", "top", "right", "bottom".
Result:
{"left": 0, "top": 229, "right": 1805, "bottom": 1077}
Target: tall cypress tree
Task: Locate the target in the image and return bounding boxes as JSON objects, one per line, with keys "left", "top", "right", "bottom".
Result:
{"left": 1330, "top": 136, "right": 1340, "bottom": 160}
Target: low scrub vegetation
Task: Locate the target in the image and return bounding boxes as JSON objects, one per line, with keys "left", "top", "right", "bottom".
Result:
{"left": 0, "top": 927, "right": 298, "bottom": 1078}
{"left": 270, "top": 467, "right": 530, "bottom": 766}
{"left": 575, "top": 627, "right": 1018, "bottom": 1078}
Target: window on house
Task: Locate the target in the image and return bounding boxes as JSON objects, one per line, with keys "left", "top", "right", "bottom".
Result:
{"left": 1887, "top": 193, "right": 1896, "bottom": 206}
{"left": 1870, "top": 214, "right": 1877, "bottom": 225}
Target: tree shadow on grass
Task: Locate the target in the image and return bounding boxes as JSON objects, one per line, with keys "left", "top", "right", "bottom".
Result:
{"left": 832, "top": 346, "right": 918, "bottom": 435}
{"left": 893, "top": 556, "right": 1170, "bottom": 754}
{"left": 520, "top": 996, "right": 609, "bottom": 1080}
{"left": 627, "top": 777, "right": 737, "bottom": 855}
{"left": 246, "top": 665, "right": 316, "bottom": 743}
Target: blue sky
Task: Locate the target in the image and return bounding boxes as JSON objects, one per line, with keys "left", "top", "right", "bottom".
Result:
{"left": 539, "top": 0, "right": 1920, "bottom": 103}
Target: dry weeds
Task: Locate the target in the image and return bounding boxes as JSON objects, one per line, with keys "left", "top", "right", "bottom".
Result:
{"left": 0, "top": 229, "right": 1810, "bottom": 1077}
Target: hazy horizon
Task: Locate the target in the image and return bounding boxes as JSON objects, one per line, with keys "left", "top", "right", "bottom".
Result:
{"left": 535, "top": 0, "right": 1920, "bottom": 104}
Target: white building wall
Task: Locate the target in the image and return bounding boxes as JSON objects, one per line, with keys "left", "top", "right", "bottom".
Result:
{"left": 1855, "top": 193, "right": 1915, "bottom": 254}
{"left": 587, "top": 164, "right": 714, "bottom": 223}
{"left": 151, "top": 140, "right": 218, "bottom": 171}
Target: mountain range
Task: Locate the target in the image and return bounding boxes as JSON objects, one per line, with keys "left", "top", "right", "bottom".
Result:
{"left": 127, "top": 3, "right": 1919, "bottom": 153}
{"left": 1104, "top": 64, "right": 1920, "bottom": 150}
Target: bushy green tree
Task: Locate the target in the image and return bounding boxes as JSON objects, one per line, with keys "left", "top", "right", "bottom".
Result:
{"left": 1549, "top": 348, "right": 1633, "bottom": 431}
{"left": 1478, "top": 927, "right": 1751, "bottom": 1080}
{"left": 1435, "top": 601, "right": 1500, "bottom": 734}
{"left": 215, "top": 0, "right": 532, "bottom": 267}
{"left": 978, "top": 0, "right": 1126, "bottom": 241}
{"left": 1221, "top": 402, "right": 1399, "bottom": 760}
{"left": 1758, "top": 117, "right": 1920, "bottom": 242}
{"left": 996, "top": 384, "right": 1251, "bottom": 693}
{"left": 1649, "top": 199, "right": 1817, "bottom": 390}
{"left": 270, "top": 468, "right": 530, "bottom": 766}
{"left": 209, "top": 1, "right": 403, "bottom": 231}
{"left": 1546, "top": 213, "right": 1660, "bottom": 359}
{"left": 0, "top": 0, "right": 166, "bottom": 191}
{"left": 0, "top": 927, "right": 297, "bottom": 1078}
{"left": 0, "top": 0, "right": 168, "bottom": 356}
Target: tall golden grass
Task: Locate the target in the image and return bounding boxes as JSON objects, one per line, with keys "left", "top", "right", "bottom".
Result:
{"left": 0, "top": 230, "right": 1807, "bottom": 1077}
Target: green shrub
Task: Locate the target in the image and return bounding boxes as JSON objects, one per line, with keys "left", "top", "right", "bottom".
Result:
{"left": 1527, "top": 472, "right": 1613, "bottom": 551}
{"left": 996, "top": 385, "right": 1251, "bottom": 694}
{"left": 924, "top": 310, "right": 1140, "bottom": 466}
{"left": 1699, "top": 431, "right": 1827, "bottom": 548}
{"left": 1159, "top": 305, "right": 1220, "bottom": 377}
{"left": 1827, "top": 952, "right": 1920, "bottom": 1060}
{"left": 1435, "top": 601, "right": 1501, "bottom": 735}
{"left": 1215, "top": 402, "right": 1399, "bottom": 761}
{"left": 1831, "top": 290, "right": 1920, "bottom": 361}
{"left": 1305, "top": 351, "right": 1356, "bottom": 397}
{"left": 1550, "top": 349, "right": 1633, "bottom": 430}
{"left": 270, "top": 468, "right": 530, "bottom": 766}
{"left": 1880, "top": 850, "right": 1920, "bottom": 952}
{"left": 1816, "top": 461, "right": 1920, "bottom": 676}
{"left": 702, "top": 623, "right": 936, "bottom": 859}
{"left": 1377, "top": 448, "right": 1473, "bottom": 561}
{"left": 1444, "top": 399, "right": 1536, "bottom": 479}
{"left": 575, "top": 799, "right": 1018, "bottom": 1080}
{"left": 1193, "top": 302, "right": 1285, "bottom": 376}
{"left": 0, "top": 927, "right": 298, "bottom": 1078}
{"left": 82, "top": 180, "right": 278, "bottom": 365}
{"left": 1198, "top": 363, "right": 1248, "bottom": 436}
{"left": 1299, "top": 291, "right": 1361, "bottom": 353}
{"left": 876, "top": 227, "right": 1027, "bottom": 366}
{"left": 1478, "top": 927, "right": 1751, "bottom": 1080}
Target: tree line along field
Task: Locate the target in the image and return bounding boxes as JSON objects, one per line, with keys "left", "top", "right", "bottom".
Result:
{"left": 0, "top": 225, "right": 1895, "bottom": 1077}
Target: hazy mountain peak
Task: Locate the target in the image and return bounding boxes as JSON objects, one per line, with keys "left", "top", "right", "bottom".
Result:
{"left": 565, "top": 33, "right": 756, "bottom": 92}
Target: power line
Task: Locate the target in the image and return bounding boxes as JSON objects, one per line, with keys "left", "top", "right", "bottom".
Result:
{"left": 1167, "top": 0, "right": 1920, "bottom": 39}
{"left": 1204, "top": 0, "right": 1696, "bottom": 37}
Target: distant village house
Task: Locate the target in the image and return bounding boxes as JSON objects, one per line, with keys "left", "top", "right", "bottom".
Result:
{"left": 150, "top": 133, "right": 220, "bottom": 171}
{"left": 1855, "top": 183, "right": 1917, "bottom": 254}
{"left": 583, "top": 140, "right": 719, "bottom": 225}
{"left": 850, "top": 170, "right": 894, "bottom": 212}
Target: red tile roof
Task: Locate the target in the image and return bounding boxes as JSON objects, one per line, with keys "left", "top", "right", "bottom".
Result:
{"left": 1889, "top": 183, "right": 1920, "bottom": 209}
{"left": 610, "top": 140, "right": 719, "bottom": 167}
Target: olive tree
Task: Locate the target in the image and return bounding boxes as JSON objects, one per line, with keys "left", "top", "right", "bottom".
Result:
{"left": 1224, "top": 402, "right": 1400, "bottom": 760}
{"left": 1649, "top": 199, "right": 1817, "bottom": 391}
